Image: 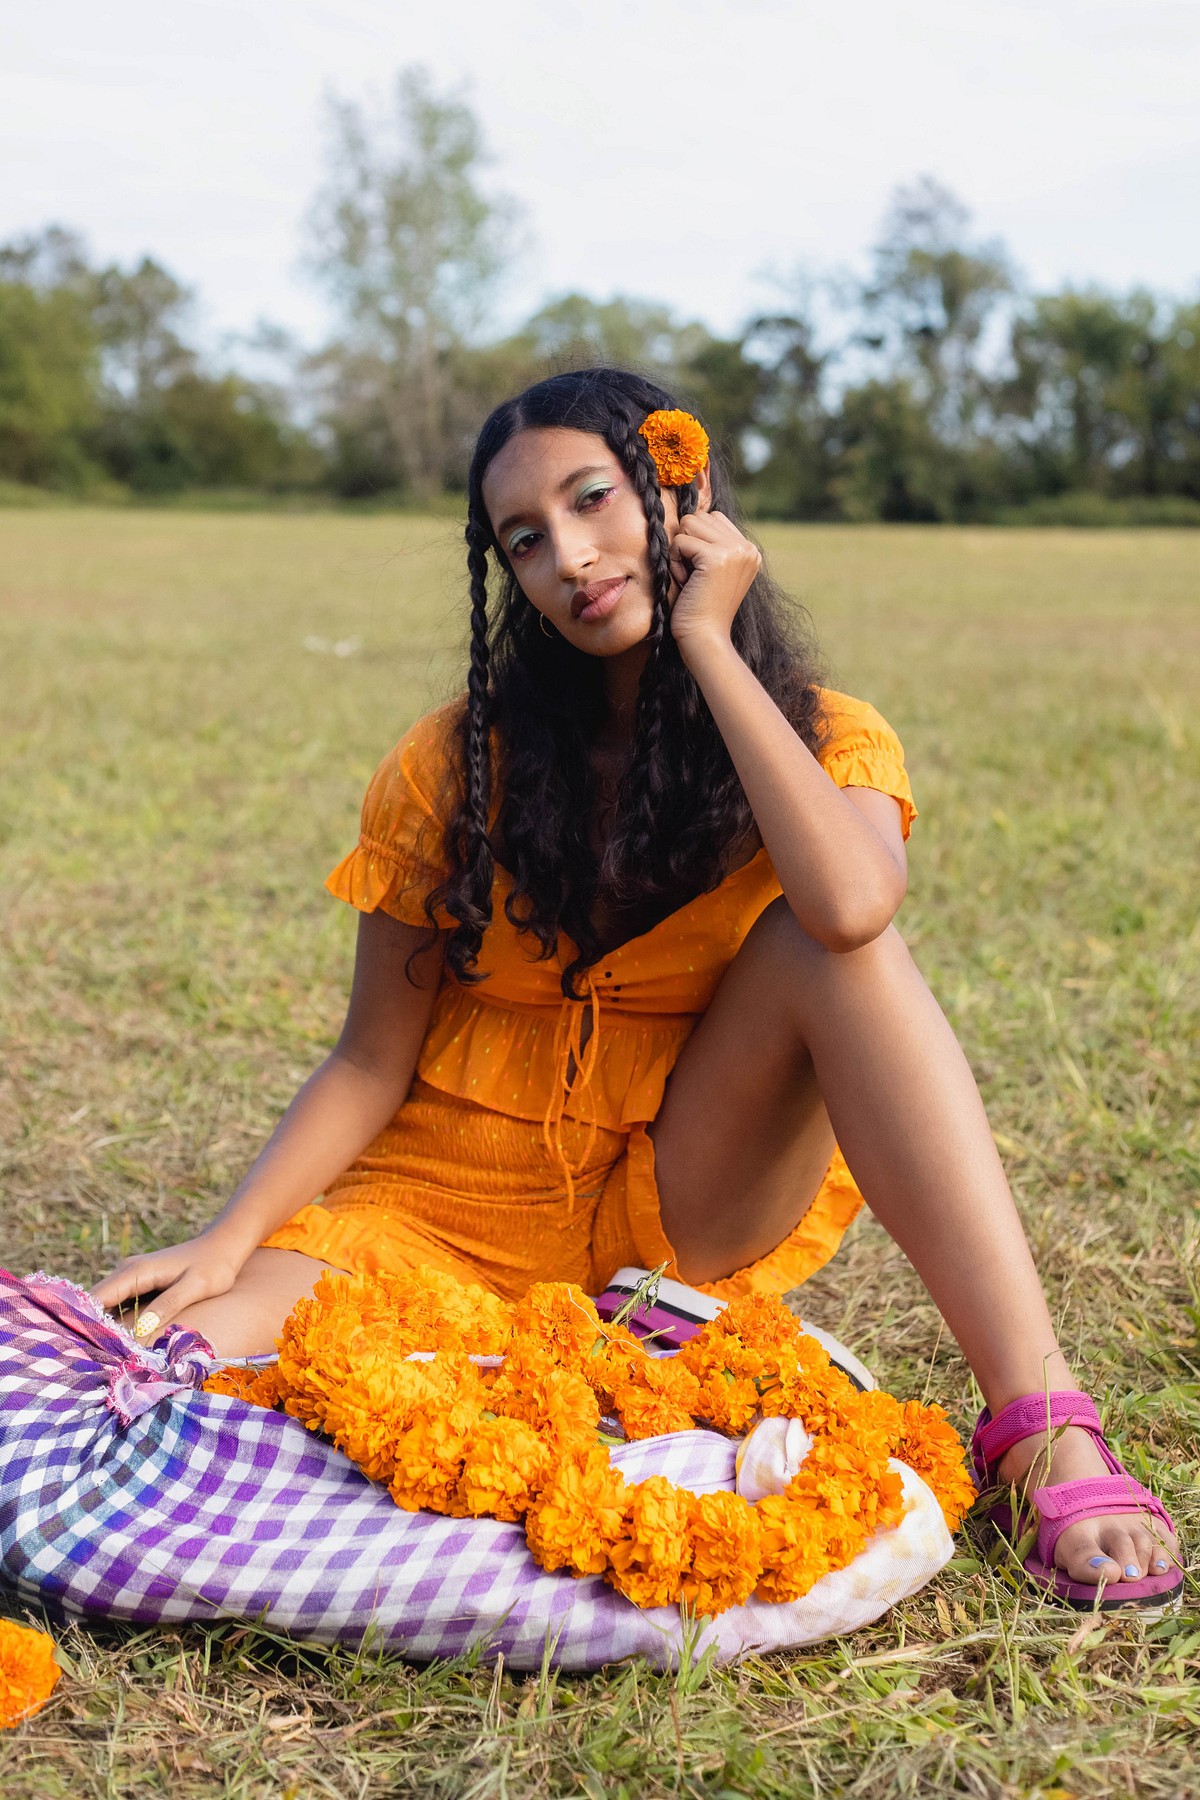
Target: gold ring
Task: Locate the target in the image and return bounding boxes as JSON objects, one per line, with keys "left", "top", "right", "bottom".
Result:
{"left": 132, "top": 1309, "right": 162, "bottom": 1342}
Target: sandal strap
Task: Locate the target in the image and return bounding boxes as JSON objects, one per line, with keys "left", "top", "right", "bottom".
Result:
{"left": 1033, "top": 1474, "right": 1177, "bottom": 1567}
{"left": 971, "top": 1390, "right": 1102, "bottom": 1480}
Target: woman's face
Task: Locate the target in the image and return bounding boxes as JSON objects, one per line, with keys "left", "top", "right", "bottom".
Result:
{"left": 481, "top": 427, "right": 703, "bottom": 659}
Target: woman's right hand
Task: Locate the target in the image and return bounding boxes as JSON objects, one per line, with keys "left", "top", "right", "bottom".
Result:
{"left": 90, "top": 1228, "right": 251, "bottom": 1333}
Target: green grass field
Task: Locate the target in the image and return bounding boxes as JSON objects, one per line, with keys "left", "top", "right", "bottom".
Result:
{"left": 1, "top": 512, "right": 1197, "bottom": 1797}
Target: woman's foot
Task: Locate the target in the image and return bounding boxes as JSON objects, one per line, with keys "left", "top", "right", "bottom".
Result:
{"left": 997, "top": 1422, "right": 1180, "bottom": 1589}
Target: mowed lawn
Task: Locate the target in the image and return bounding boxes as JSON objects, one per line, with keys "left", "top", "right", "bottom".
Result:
{"left": 1, "top": 510, "right": 1197, "bottom": 1798}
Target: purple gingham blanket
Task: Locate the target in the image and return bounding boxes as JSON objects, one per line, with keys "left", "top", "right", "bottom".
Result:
{"left": 0, "top": 1269, "right": 952, "bottom": 1669}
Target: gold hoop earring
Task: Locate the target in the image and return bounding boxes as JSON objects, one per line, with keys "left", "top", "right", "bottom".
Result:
{"left": 539, "top": 613, "right": 556, "bottom": 639}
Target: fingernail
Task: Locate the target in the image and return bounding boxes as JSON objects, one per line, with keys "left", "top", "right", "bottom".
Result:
{"left": 1088, "top": 1556, "right": 1109, "bottom": 1569}
{"left": 1124, "top": 1565, "right": 1139, "bottom": 1579}
{"left": 132, "top": 1310, "right": 162, "bottom": 1342}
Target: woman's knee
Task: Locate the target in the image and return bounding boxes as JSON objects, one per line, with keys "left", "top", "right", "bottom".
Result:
{"left": 741, "top": 898, "right": 912, "bottom": 986}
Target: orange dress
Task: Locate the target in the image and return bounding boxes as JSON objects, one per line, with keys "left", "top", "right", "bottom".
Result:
{"left": 264, "top": 689, "right": 917, "bottom": 1302}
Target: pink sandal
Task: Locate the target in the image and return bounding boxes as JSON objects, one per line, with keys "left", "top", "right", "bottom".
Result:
{"left": 971, "top": 1391, "right": 1184, "bottom": 1611}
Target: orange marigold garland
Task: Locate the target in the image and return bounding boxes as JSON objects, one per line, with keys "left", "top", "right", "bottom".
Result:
{"left": 0, "top": 1619, "right": 61, "bottom": 1730}
{"left": 637, "top": 409, "right": 710, "bottom": 487}
{"left": 203, "top": 1269, "right": 974, "bottom": 1617}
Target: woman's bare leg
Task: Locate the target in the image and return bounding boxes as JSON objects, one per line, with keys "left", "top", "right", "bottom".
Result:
{"left": 167, "top": 1248, "right": 347, "bottom": 1359}
{"left": 648, "top": 898, "right": 1178, "bottom": 1587}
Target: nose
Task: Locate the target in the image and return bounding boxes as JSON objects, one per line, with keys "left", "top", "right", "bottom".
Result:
{"left": 550, "top": 517, "right": 598, "bottom": 584}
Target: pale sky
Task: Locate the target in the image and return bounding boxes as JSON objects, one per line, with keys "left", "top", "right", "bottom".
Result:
{"left": 3, "top": 0, "right": 1198, "bottom": 365}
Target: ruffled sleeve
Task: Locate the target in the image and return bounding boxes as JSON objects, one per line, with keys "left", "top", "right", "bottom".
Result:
{"left": 324, "top": 698, "right": 466, "bottom": 926}
{"left": 817, "top": 689, "right": 918, "bottom": 840}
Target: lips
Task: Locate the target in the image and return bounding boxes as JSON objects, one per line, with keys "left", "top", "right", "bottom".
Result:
{"left": 570, "top": 577, "right": 628, "bottom": 621}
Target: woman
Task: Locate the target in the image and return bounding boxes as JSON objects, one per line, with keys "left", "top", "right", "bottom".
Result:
{"left": 93, "top": 367, "right": 1180, "bottom": 1609}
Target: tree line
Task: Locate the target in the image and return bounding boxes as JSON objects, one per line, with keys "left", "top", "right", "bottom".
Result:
{"left": 3, "top": 68, "right": 1198, "bottom": 523}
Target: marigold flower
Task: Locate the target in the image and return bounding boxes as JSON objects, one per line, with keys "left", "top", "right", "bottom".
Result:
{"left": 491, "top": 1363, "right": 600, "bottom": 1457}
{"left": 202, "top": 1363, "right": 283, "bottom": 1409}
{"left": 611, "top": 1382, "right": 697, "bottom": 1441}
{"left": 0, "top": 1619, "right": 60, "bottom": 1729}
{"left": 608, "top": 1352, "right": 703, "bottom": 1440}
{"left": 509, "top": 1283, "right": 604, "bottom": 1367}
{"left": 638, "top": 410, "right": 710, "bottom": 487}
{"left": 753, "top": 1494, "right": 829, "bottom": 1603}
{"left": 524, "top": 1445, "right": 631, "bottom": 1576}
{"left": 327, "top": 1354, "right": 475, "bottom": 1484}
{"left": 459, "top": 1417, "right": 550, "bottom": 1521}
{"left": 894, "top": 1400, "right": 977, "bottom": 1530}
{"left": 705, "top": 1292, "right": 801, "bottom": 1353}
{"left": 680, "top": 1491, "right": 762, "bottom": 1616}
{"left": 690, "top": 1366, "right": 763, "bottom": 1436}
{"left": 607, "top": 1475, "right": 693, "bottom": 1610}
{"left": 388, "top": 1398, "right": 482, "bottom": 1515}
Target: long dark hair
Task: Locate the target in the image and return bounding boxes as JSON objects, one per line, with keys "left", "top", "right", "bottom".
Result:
{"left": 419, "top": 366, "right": 827, "bottom": 999}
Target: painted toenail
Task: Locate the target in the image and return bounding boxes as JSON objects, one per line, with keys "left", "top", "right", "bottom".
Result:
{"left": 1088, "top": 1556, "right": 1108, "bottom": 1568}
{"left": 1155, "top": 1559, "right": 1169, "bottom": 1571}
{"left": 1124, "top": 1565, "right": 1139, "bottom": 1578}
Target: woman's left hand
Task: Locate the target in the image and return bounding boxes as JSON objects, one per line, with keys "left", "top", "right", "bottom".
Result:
{"left": 666, "top": 510, "right": 762, "bottom": 651}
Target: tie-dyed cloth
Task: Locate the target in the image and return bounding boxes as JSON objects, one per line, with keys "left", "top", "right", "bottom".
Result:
{"left": 0, "top": 1268, "right": 953, "bottom": 1670}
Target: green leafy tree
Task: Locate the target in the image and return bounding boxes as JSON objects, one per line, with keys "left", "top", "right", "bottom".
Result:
{"left": 82, "top": 257, "right": 309, "bottom": 495}
{"left": 737, "top": 305, "right": 833, "bottom": 516}
{"left": 831, "top": 376, "right": 955, "bottom": 521}
{"left": 303, "top": 66, "right": 518, "bottom": 500}
{"left": 1157, "top": 300, "right": 1200, "bottom": 499}
{"left": 98, "top": 371, "right": 313, "bottom": 495}
{"left": 89, "top": 257, "right": 197, "bottom": 408}
{"left": 0, "top": 227, "right": 100, "bottom": 488}
{"left": 862, "top": 177, "right": 1013, "bottom": 443}
{"left": 514, "top": 293, "right": 711, "bottom": 377}
{"left": 1005, "top": 288, "right": 1141, "bottom": 491}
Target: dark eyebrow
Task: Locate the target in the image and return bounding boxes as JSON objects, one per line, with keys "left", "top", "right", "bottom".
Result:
{"left": 494, "top": 465, "right": 614, "bottom": 541}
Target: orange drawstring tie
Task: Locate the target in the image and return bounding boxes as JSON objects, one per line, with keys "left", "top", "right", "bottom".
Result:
{"left": 541, "top": 978, "right": 602, "bottom": 1217}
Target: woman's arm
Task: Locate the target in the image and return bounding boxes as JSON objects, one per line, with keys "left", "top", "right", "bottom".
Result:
{"left": 91, "top": 911, "right": 446, "bottom": 1320}
{"left": 666, "top": 512, "right": 907, "bottom": 952}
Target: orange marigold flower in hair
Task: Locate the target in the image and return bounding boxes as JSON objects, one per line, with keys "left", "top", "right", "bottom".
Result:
{"left": 637, "top": 410, "right": 710, "bottom": 487}
{"left": 0, "top": 1620, "right": 61, "bottom": 1729}
{"left": 679, "top": 1490, "right": 762, "bottom": 1617}
{"left": 525, "top": 1446, "right": 631, "bottom": 1577}
{"left": 606, "top": 1475, "right": 693, "bottom": 1610}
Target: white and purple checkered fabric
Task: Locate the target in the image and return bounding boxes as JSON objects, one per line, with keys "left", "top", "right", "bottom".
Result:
{"left": 0, "top": 1269, "right": 953, "bottom": 1670}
